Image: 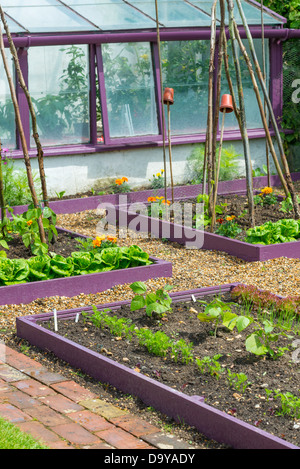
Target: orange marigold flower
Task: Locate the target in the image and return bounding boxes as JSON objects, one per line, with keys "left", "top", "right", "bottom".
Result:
{"left": 107, "top": 235, "right": 117, "bottom": 243}
{"left": 92, "top": 235, "right": 105, "bottom": 248}
{"left": 27, "top": 220, "right": 33, "bottom": 226}
{"left": 162, "top": 199, "right": 171, "bottom": 205}
{"left": 115, "top": 178, "right": 123, "bottom": 185}
{"left": 226, "top": 215, "right": 236, "bottom": 222}
{"left": 260, "top": 186, "right": 273, "bottom": 195}
{"left": 121, "top": 177, "right": 128, "bottom": 182}
{"left": 147, "top": 196, "right": 156, "bottom": 202}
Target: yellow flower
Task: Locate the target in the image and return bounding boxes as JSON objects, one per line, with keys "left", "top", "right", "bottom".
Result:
{"left": 161, "top": 169, "right": 164, "bottom": 173}
{"left": 27, "top": 220, "right": 33, "bottom": 226}
{"left": 156, "top": 172, "right": 162, "bottom": 178}
{"left": 226, "top": 215, "right": 235, "bottom": 222}
{"left": 260, "top": 186, "right": 273, "bottom": 195}
{"left": 155, "top": 196, "right": 164, "bottom": 200}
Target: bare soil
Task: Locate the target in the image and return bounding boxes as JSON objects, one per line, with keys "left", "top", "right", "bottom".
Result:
{"left": 40, "top": 291, "right": 300, "bottom": 448}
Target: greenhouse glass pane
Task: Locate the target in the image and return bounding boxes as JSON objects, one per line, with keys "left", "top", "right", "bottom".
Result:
{"left": 161, "top": 40, "right": 210, "bottom": 135}
{"left": 0, "top": 59, "right": 16, "bottom": 149}
{"left": 28, "top": 45, "right": 90, "bottom": 147}
{"left": 222, "top": 39, "right": 269, "bottom": 130}
{"left": 127, "top": 0, "right": 211, "bottom": 26}
{"left": 63, "top": 0, "right": 155, "bottom": 30}
{"left": 189, "top": 0, "right": 284, "bottom": 25}
{"left": 102, "top": 43, "right": 158, "bottom": 138}
{"left": 4, "top": 2, "right": 94, "bottom": 33}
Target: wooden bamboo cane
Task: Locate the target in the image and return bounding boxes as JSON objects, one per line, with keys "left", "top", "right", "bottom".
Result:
{"left": 227, "top": 0, "right": 255, "bottom": 227}
{"left": 203, "top": 0, "right": 218, "bottom": 198}
{"left": 167, "top": 101, "right": 174, "bottom": 205}
{"left": 211, "top": 108, "right": 226, "bottom": 231}
{"left": 0, "top": 22, "right": 46, "bottom": 244}
{"left": 155, "top": 0, "right": 167, "bottom": 201}
{"left": 260, "top": 0, "right": 271, "bottom": 186}
{"left": 236, "top": 0, "right": 300, "bottom": 219}
{"left": 233, "top": 21, "right": 289, "bottom": 197}
{"left": 0, "top": 7, "right": 49, "bottom": 208}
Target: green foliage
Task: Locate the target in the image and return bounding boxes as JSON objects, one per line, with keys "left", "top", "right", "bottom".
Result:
{"left": 215, "top": 216, "right": 242, "bottom": 238}
{"left": 194, "top": 192, "right": 227, "bottom": 228}
{"left": 0, "top": 246, "right": 152, "bottom": 286}
{"left": 185, "top": 144, "right": 240, "bottom": 184}
{"left": 245, "top": 219, "right": 300, "bottom": 245}
{"left": 1, "top": 152, "right": 42, "bottom": 206}
{"left": 149, "top": 170, "right": 165, "bottom": 189}
{"left": 6, "top": 204, "right": 57, "bottom": 256}
{"left": 227, "top": 370, "right": 252, "bottom": 393}
{"left": 195, "top": 354, "right": 224, "bottom": 380}
{"left": 129, "top": 281, "right": 173, "bottom": 318}
{"left": 245, "top": 319, "right": 289, "bottom": 359}
{"left": 196, "top": 296, "right": 251, "bottom": 337}
{"left": 265, "top": 389, "right": 300, "bottom": 419}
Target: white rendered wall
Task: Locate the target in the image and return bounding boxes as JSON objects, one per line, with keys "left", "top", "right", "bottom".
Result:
{"left": 12, "top": 138, "right": 280, "bottom": 197}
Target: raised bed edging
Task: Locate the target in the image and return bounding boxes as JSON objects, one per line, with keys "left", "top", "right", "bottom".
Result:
{"left": 111, "top": 195, "right": 300, "bottom": 263}
{"left": 4, "top": 172, "right": 300, "bottom": 216}
{"left": 16, "top": 284, "right": 299, "bottom": 450}
{"left": 0, "top": 228, "right": 172, "bottom": 306}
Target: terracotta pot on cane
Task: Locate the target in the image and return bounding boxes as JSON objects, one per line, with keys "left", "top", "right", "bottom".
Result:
{"left": 163, "top": 88, "right": 174, "bottom": 105}
{"left": 220, "top": 94, "right": 233, "bottom": 113}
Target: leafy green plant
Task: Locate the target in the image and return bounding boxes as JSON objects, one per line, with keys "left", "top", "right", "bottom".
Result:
{"left": 75, "top": 234, "right": 118, "bottom": 253}
{"left": 185, "top": 144, "right": 240, "bottom": 184}
{"left": 0, "top": 246, "right": 153, "bottom": 286}
{"left": 129, "top": 281, "right": 173, "bottom": 318}
{"left": 195, "top": 354, "right": 224, "bottom": 380}
{"left": 215, "top": 215, "right": 242, "bottom": 238}
{"left": 149, "top": 170, "right": 165, "bottom": 189}
{"left": 196, "top": 296, "right": 251, "bottom": 337}
{"left": 265, "top": 388, "right": 300, "bottom": 419}
{"left": 245, "top": 319, "right": 289, "bottom": 359}
{"left": 6, "top": 204, "right": 57, "bottom": 256}
{"left": 227, "top": 370, "right": 251, "bottom": 393}
{"left": 253, "top": 187, "right": 278, "bottom": 206}
{"left": 194, "top": 192, "right": 227, "bottom": 228}
{"left": 147, "top": 196, "right": 171, "bottom": 219}
{"left": 245, "top": 219, "right": 300, "bottom": 245}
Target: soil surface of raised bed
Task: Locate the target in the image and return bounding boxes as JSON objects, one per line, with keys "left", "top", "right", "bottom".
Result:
{"left": 1, "top": 232, "right": 80, "bottom": 260}
{"left": 40, "top": 291, "right": 300, "bottom": 448}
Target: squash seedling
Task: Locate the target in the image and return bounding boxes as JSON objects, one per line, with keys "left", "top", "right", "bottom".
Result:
{"left": 129, "top": 281, "right": 173, "bottom": 318}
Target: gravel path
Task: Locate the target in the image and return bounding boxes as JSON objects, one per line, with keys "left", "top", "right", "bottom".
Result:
{"left": 1, "top": 192, "right": 300, "bottom": 449}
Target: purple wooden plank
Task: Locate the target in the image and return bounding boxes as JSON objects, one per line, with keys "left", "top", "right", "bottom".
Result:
{"left": 4, "top": 173, "right": 300, "bottom": 216}
{"left": 16, "top": 283, "right": 299, "bottom": 450}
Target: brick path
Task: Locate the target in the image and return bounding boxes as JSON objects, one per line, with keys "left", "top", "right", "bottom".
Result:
{"left": 0, "top": 344, "right": 194, "bottom": 449}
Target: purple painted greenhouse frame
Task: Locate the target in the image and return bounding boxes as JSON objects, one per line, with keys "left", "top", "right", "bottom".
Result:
{"left": 16, "top": 283, "right": 299, "bottom": 450}
{"left": 0, "top": 228, "right": 172, "bottom": 306}
{"left": 4, "top": 23, "right": 300, "bottom": 160}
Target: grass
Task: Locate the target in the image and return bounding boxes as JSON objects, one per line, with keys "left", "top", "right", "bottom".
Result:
{"left": 0, "top": 416, "right": 49, "bottom": 449}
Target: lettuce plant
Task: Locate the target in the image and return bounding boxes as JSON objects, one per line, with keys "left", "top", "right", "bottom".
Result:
{"left": 245, "top": 219, "right": 300, "bottom": 245}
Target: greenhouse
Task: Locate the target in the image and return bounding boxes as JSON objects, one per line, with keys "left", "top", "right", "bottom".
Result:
{"left": 0, "top": 0, "right": 299, "bottom": 194}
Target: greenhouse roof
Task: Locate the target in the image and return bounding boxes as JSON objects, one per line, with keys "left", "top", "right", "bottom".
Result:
{"left": 2, "top": 0, "right": 286, "bottom": 34}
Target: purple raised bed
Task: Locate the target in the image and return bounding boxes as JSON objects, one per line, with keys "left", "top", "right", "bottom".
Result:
{"left": 3, "top": 172, "right": 300, "bottom": 216}
{"left": 109, "top": 194, "right": 300, "bottom": 263}
{"left": 16, "top": 283, "right": 299, "bottom": 450}
{"left": 0, "top": 228, "right": 172, "bottom": 306}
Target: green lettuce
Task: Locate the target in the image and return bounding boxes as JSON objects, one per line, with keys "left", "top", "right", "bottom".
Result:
{"left": 0, "top": 258, "right": 30, "bottom": 285}
{"left": 27, "top": 255, "right": 52, "bottom": 282}
{"left": 245, "top": 219, "right": 300, "bottom": 245}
